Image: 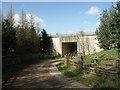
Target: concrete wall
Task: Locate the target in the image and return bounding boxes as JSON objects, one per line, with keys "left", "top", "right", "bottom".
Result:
{"left": 77, "top": 36, "right": 102, "bottom": 55}
{"left": 50, "top": 34, "right": 102, "bottom": 56}
{"left": 50, "top": 37, "right": 62, "bottom": 56}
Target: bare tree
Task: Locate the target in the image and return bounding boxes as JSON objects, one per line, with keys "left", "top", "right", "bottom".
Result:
{"left": 79, "top": 30, "right": 86, "bottom": 57}
{"left": 0, "top": 8, "right": 3, "bottom": 23}
{"left": 0, "top": 8, "right": 2, "bottom": 48}
{"left": 20, "top": 8, "right": 28, "bottom": 29}
{"left": 86, "top": 36, "right": 90, "bottom": 55}
{"left": 0, "top": 8, "right": 3, "bottom": 28}
{"left": 7, "top": 4, "right": 14, "bottom": 25}
{"left": 29, "top": 14, "right": 34, "bottom": 27}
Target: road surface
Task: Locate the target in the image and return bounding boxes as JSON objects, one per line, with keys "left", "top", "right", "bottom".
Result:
{"left": 3, "top": 59, "right": 91, "bottom": 89}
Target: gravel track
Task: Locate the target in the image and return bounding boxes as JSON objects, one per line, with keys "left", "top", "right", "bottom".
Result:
{"left": 3, "top": 59, "right": 91, "bottom": 89}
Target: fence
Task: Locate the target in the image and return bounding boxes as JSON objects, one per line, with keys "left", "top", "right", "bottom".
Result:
{"left": 66, "top": 55, "right": 120, "bottom": 79}
{"left": 64, "top": 54, "right": 120, "bottom": 88}
{"left": 65, "top": 54, "right": 120, "bottom": 73}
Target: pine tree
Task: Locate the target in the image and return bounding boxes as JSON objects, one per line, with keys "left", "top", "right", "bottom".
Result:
{"left": 17, "top": 8, "right": 29, "bottom": 53}
{"left": 28, "top": 14, "right": 39, "bottom": 52}
{"left": 108, "top": 6, "right": 117, "bottom": 48}
{"left": 96, "top": 9, "right": 113, "bottom": 49}
{"left": 114, "top": 1, "right": 120, "bottom": 50}
{"left": 41, "top": 29, "right": 50, "bottom": 53}
{"left": 96, "top": 1, "right": 120, "bottom": 50}
{"left": 2, "top": 19, "right": 16, "bottom": 55}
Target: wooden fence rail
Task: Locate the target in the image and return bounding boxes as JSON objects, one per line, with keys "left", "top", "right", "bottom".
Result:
{"left": 65, "top": 55, "right": 120, "bottom": 75}
{"left": 65, "top": 54, "right": 120, "bottom": 88}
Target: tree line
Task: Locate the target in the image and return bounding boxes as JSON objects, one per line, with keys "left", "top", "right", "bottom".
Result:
{"left": 96, "top": 1, "right": 120, "bottom": 51}
{"left": 2, "top": 5, "right": 50, "bottom": 57}
{"left": 2, "top": 5, "right": 52, "bottom": 83}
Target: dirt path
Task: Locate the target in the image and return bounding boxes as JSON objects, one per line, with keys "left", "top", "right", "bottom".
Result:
{"left": 3, "top": 59, "right": 91, "bottom": 89}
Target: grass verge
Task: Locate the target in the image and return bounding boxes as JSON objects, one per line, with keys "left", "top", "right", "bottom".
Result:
{"left": 57, "top": 63, "right": 119, "bottom": 89}
{"left": 57, "top": 49, "right": 120, "bottom": 89}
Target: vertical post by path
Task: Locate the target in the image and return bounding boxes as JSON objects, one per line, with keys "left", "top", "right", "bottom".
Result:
{"left": 94, "top": 57, "right": 98, "bottom": 73}
{"left": 66, "top": 55, "right": 70, "bottom": 68}
{"left": 77, "top": 56, "right": 81, "bottom": 72}
{"left": 116, "top": 59, "right": 120, "bottom": 82}
{"left": 116, "top": 49, "right": 120, "bottom": 88}
{"left": 81, "top": 55, "right": 84, "bottom": 70}
{"left": 117, "top": 59, "right": 120, "bottom": 88}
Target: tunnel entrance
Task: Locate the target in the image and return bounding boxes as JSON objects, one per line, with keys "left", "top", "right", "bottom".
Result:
{"left": 62, "top": 42, "right": 77, "bottom": 56}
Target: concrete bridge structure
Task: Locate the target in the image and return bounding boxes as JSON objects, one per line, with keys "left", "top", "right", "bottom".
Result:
{"left": 50, "top": 33, "right": 102, "bottom": 56}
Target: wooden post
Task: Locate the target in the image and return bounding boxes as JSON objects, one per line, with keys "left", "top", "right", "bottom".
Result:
{"left": 81, "top": 55, "right": 84, "bottom": 69}
{"left": 116, "top": 59, "right": 120, "bottom": 84}
{"left": 77, "top": 56, "right": 81, "bottom": 69}
{"left": 118, "top": 59, "right": 120, "bottom": 79}
{"left": 66, "top": 55, "right": 70, "bottom": 68}
{"left": 94, "top": 57, "right": 98, "bottom": 73}
{"left": 115, "top": 59, "right": 119, "bottom": 68}
{"left": 116, "top": 59, "right": 120, "bottom": 79}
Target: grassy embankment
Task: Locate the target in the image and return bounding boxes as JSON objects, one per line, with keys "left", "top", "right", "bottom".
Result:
{"left": 57, "top": 49, "right": 119, "bottom": 89}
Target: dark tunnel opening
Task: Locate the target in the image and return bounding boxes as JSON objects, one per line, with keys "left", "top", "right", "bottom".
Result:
{"left": 62, "top": 42, "right": 77, "bottom": 56}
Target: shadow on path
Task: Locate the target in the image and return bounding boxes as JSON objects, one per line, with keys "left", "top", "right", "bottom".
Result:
{"left": 3, "top": 59, "right": 91, "bottom": 89}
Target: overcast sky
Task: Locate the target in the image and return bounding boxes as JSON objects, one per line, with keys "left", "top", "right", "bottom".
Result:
{"left": 2, "top": 2, "right": 115, "bottom": 34}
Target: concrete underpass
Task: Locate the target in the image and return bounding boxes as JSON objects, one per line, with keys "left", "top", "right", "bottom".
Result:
{"left": 62, "top": 42, "right": 77, "bottom": 56}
